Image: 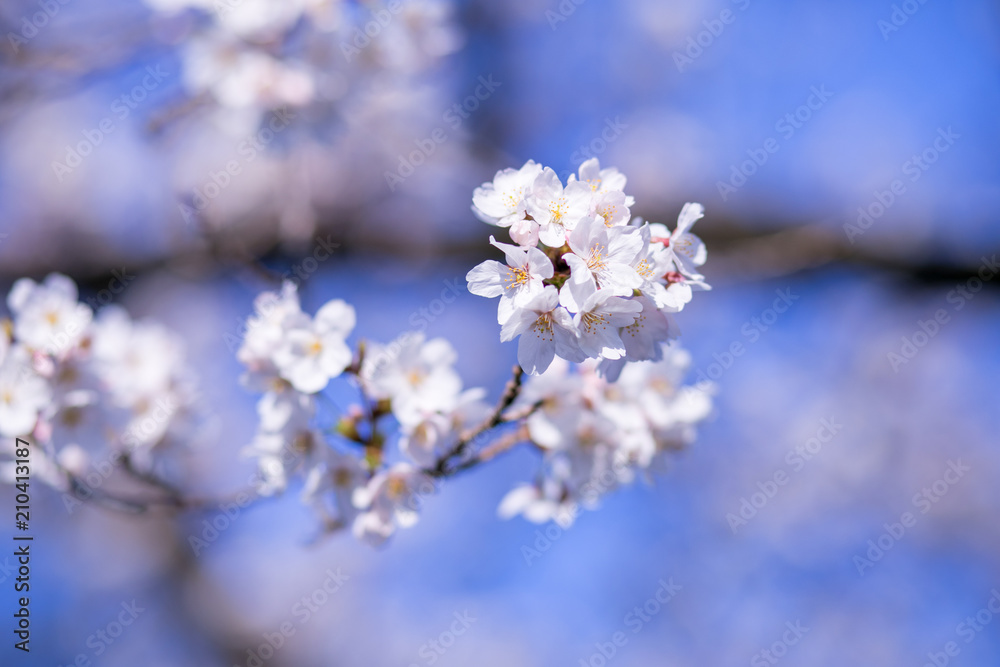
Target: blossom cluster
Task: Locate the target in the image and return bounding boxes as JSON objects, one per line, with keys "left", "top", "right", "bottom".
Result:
{"left": 0, "top": 274, "right": 197, "bottom": 493}
{"left": 236, "top": 276, "right": 712, "bottom": 543}
{"left": 145, "top": 0, "right": 461, "bottom": 124}
{"left": 467, "top": 158, "right": 709, "bottom": 377}
{"left": 499, "top": 351, "right": 714, "bottom": 526}
{"left": 236, "top": 283, "right": 489, "bottom": 545}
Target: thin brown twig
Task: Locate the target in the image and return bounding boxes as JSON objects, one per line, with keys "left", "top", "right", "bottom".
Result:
{"left": 445, "top": 423, "right": 532, "bottom": 475}
{"left": 427, "top": 364, "right": 525, "bottom": 478}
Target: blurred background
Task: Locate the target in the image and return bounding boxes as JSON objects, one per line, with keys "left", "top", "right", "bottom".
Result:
{"left": 1, "top": 0, "right": 999, "bottom": 665}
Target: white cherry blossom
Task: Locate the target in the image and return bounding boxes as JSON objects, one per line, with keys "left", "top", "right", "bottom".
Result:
{"left": 91, "top": 306, "right": 186, "bottom": 403}
{"left": 472, "top": 160, "right": 543, "bottom": 231}
{"left": 237, "top": 281, "right": 305, "bottom": 392}
{"left": 597, "top": 296, "right": 678, "bottom": 382}
{"left": 360, "top": 332, "right": 463, "bottom": 426}
{"left": 511, "top": 357, "right": 584, "bottom": 450}
{"left": 46, "top": 391, "right": 111, "bottom": 462}
{"left": 398, "top": 387, "right": 489, "bottom": 467}
{"left": 183, "top": 31, "right": 315, "bottom": 112}
{"left": 466, "top": 236, "right": 554, "bottom": 324}
{"left": 571, "top": 157, "right": 634, "bottom": 206}
{"left": 352, "top": 463, "right": 435, "bottom": 546}
{"left": 497, "top": 480, "right": 575, "bottom": 525}
{"left": 0, "top": 324, "right": 9, "bottom": 365}
{"left": 0, "top": 346, "right": 50, "bottom": 437}
{"left": 302, "top": 449, "right": 368, "bottom": 530}
{"left": 564, "top": 215, "right": 644, "bottom": 295}
{"left": 7, "top": 274, "right": 92, "bottom": 357}
{"left": 618, "top": 295, "right": 677, "bottom": 360}
{"left": 500, "top": 344, "right": 713, "bottom": 526}
{"left": 558, "top": 278, "right": 642, "bottom": 360}
{"left": 500, "top": 286, "right": 584, "bottom": 375}
{"left": 273, "top": 299, "right": 354, "bottom": 394}
{"left": 244, "top": 390, "right": 318, "bottom": 494}
{"left": 650, "top": 203, "right": 708, "bottom": 281}
{"left": 526, "top": 167, "right": 593, "bottom": 247}
{"left": 593, "top": 189, "right": 630, "bottom": 228}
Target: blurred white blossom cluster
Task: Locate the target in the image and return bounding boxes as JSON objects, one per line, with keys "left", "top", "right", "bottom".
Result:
{"left": 499, "top": 353, "right": 713, "bottom": 526}
{"left": 146, "top": 0, "right": 462, "bottom": 125}
{"left": 0, "top": 274, "right": 198, "bottom": 495}
{"left": 236, "top": 281, "right": 491, "bottom": 545}
{"left": 467, "top": 158, "right": 710, "bottom": 377}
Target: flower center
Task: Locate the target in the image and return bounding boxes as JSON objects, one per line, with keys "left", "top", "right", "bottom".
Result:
{"left": 387, "top": 476, "right": 408, "bottom": 500}
{"left": 502, "top": 266, "right": 530, "bottom": 289}
{"left": 503, "top": 188, "right": 524, "bottom": 212}
{"left": 61, "top": 406, "right": 83, "bottom": 428}
{"left": 581, "top": 310, "right": 608, "bottom": 334}
{"left": 532, "top": 313, "right": 554, "bottom": 341}
{"left": 58, "top": 365, "right": 79, "bottom": 384}
{"left": 635, "top": 259, "right": 654, "bottom": 279}
{"left": 587, "top": 245, "right": 607, "bottom": 273}
{"left": 549, "top": 197, "right": 567, "bottom": 224}
{"left": 599, "top": 205, "right": 617, "bottom": 227}
{"left": 333, "top": 468, "right": 354, "bottom": 487}
{"left": 293, "top": 431, "right": 314, "bottom": 453}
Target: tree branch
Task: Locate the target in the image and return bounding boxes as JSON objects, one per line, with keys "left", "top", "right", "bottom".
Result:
{"left": 427, "top": 364, "right": 525, "bottom": 478}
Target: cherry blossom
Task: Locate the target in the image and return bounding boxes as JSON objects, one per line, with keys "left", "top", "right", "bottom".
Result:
{"left": 570, "top": 157, "right": 633, "bottom": 204}
{"left": 650, "top": 202, "right": 709, "bottom": 281}
{"left": 564, "top": 215, "right": 645, "bottom": 295}
{"left": 352, "top": 463, "right": 436, "bottom": 546}
{"left": 500, "top": 286, "right": 585, "bottom": 375}
{"left": 0, "top": 346, "right": 50, "bottom": 437}
{"left": 466, "top": 236, "right": 554, "bottom": 324}
{"left": 468, "top": 157, "right": 709, "bottom": 379}
{"left": 273, "top": 299, "right": 355, "bottom": 394}
{"left": 558, "top": 278, "right": 642, "bottom": 360}
{"left": 526, "top": 167, "right": 593, "bottom": 247}
{"left": 360, "top": 332, "right": 463, "bottom": 426}
{"left": 472, "top": 160, "right": 543, "bottom": 232}
{"left": 499, "top": 347, "right": 713, "bottom": 525}
{"left": 7, "top": 273, "right": 92, "bottom": 357}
